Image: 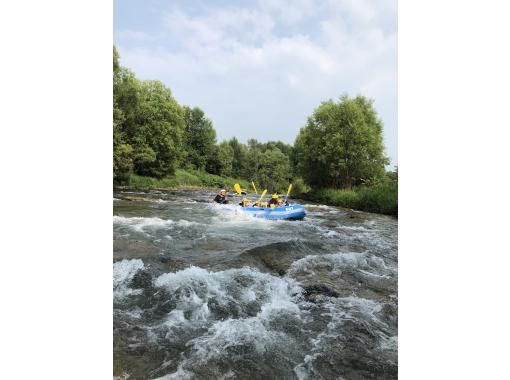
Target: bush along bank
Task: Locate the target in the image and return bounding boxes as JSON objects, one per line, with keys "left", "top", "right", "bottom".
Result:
{"left": 115, "top": 169, "right": 250, "bottom": 192}
{"left": 299, "top": 180, "right": 398, "bottom": 216}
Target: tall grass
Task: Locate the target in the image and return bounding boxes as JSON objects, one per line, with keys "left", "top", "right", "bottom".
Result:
{"left": 303, "top": 180, "right": 398, "bottom": 216}
{"left": 120, "top": 169, "right": 250, "bottom": 192}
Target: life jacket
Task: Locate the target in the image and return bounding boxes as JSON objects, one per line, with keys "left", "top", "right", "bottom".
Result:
{"left": 214, "top": 194, "right": 227, "bottom": 204}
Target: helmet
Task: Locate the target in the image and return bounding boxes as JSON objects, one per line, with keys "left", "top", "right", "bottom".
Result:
{"left": 272, "top": 193, "right": 278, "bottom": 199}
{"left": 220, "top": 189, "right": 226, "bottom": 193}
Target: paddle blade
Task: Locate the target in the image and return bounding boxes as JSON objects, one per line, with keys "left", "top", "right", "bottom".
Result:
{"left": 251, "top": 181, "right": 258, "bottom": 195}
{"left": 258, "top": 189, "right": 267, "bottom": 201}
{"left": 286, "top": 184, "right": 293, "bottom": 197}
{"left": 234, "top": 183, "right": 242, "bottom": 194}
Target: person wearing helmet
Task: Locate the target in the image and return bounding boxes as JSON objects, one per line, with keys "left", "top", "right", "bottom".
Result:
{"left": 268, "top": 193, "right": 279, "bottom": 207}
{"left": 252, "top": 200, "right": 261, "bottom": 208}
{"left": 239, "top": 197, "right": 250, "bottom": 207}
{"left": 213, "top": 189, "right": 229, "bottom": 204}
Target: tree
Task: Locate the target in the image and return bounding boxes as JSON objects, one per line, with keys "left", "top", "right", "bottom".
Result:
{"left": 131, "top": 80, "right": 185, "bottom": 178}
{"left": 113, "top": 46, "right": 137, "bottom": 182}
{"left": 217, "top": 141, "right": 235, "bottom": 177}
{"left": 228, "top": 137, "right": 249, "bottom": 178}
{"left": 250, "top": 148, "right": 291, "bottom": 193}
{"left": 113, "top": 125, "right": 134, "bottom": 182}
{"left": 183, "top": 106, "right": 217, "bottom": 170}
{"left": 294, "top": 95, "right": 388, "bottom": 189}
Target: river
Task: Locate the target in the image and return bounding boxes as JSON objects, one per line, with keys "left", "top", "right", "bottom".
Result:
{"left": 113, "top": 190, "right": 398, "bottom": 379}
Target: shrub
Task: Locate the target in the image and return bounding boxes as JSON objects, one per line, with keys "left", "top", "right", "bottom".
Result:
{"left": 306, "top": 179, "right": 397, "bottom": 216}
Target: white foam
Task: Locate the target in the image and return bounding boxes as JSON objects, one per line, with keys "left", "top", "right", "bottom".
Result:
{"left": 379, "top": 335, "right": 398, "bottom": 351}
{"left": 288, "top": 251, "right": 396, "bottom": 279}
{"left": 114, "top": 372, "right": 131, "bottom": 380}
{"left": 113, "top": 215, "right": 174, "bottom": 230}
{"left": 208, "top": 206, "right": 276, "bottom": 229}
{"left": 113, "top": 259, "right": 144, "bottom": 300}
{"left": 294, "top": 296, "right": 390, "bottom": 378}
{"left": 152, "top": 367, "right": 193, "bottom": 380}
{"left": 189, "top": 316, "right": 283, "bottom": 363}
{"left": 113, "top": 259, "right": 144, "bottom": 286}
{"left": 150, "top": 266, "right": 305, "bottom": 378}
{"left": 113, "top": 215, "right": 201, "bottom": 234}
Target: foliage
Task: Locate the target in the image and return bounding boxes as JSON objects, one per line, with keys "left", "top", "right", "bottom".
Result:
{"left": 290, "top": 177, "right": 311, "bottom": 196}
{"left": 227, "top": 137, "right": 249, "bottom": 178}
{"left": 125, "top": 170, "right": 250, "bottom": 191}
{"left": 294, "top": 95, "right": 389, "bottom": 189}
{"left": 305, "top": 178, "right": 398, "bottom": 216}
{"left": 248, "top": 148, "right": 291, "bottom": 193}
{"left": 183, "top": 106, "right": 217, "bottom": 171}
{"left": 131, "top": 80, "right": 185, "bottom": 178}
{"left": 216, "top": 141, "right": 234, "bottom": 177}
{"left": 113, "top": 48, "right": 185, "bottom": 179}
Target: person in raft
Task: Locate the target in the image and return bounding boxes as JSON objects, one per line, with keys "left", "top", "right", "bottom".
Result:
{"left": 213, "top": 189, "right": 229, "bottom": 204}
{"left": 268, "top": 194, "right": 279, "bottom": 207}
{"left": 238, "top": 198, "right": 250, "bottom": 207}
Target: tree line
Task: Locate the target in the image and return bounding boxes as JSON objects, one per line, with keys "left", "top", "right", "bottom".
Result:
{"left": 114, "top": 46, "right": 393, "bottom": 193}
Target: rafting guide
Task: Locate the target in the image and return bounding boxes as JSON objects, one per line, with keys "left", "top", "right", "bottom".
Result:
{"left": 213, "top": 189, "right": 229, "bottom": 204}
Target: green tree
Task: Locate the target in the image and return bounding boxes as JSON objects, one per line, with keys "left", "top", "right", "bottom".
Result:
{"left": 183, "top": 106, "right": 217, "bottom": 170}
{"left": 228, "top": 137, "right": 249, "bottom": 178}
{"left": 217, "top": 141, "right": 235, "bottom": 177}
{"left": 294, "top": 95, "right": 388, "bottom": 189}
{"left": 132, "top": 80, "right": 185, "bottom": 178}
{"left": 113, "top": 46, "right": 137, "bottom": 182}
{"left": 250, "top": 148, "right": 291, "bottom": 193}
{"left": 113, "top": 125, "right": 133, "bottom": 182}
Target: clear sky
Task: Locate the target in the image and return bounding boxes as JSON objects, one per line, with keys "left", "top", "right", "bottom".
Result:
{"left": 114, "top": 0, "right": 397, "bottom": 166}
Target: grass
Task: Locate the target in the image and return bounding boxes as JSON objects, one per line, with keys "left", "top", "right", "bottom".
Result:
{"left": 118, "top": 169, "right": 250, "bottom": 192}
{"left": 302, "top": 180, "right": 398, "bottom": 216}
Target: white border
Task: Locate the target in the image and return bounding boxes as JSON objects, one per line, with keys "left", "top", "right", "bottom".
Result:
{"left": 1, "top": 0, "right": 510, "bottom": 378}
{"left": 1, "top": 0, "right": 112, "bottom": 378}
{"left": 400, "top": 1, "right": 510, "bottom": 378}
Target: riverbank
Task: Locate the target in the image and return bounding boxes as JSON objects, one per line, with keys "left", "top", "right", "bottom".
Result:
{"left": 115, "top": 170, "right": 397, "bottom": 216}
{"left": 300, "top": 180, "right": 398, "bottom": 216}
{"left": 115, "top": 170, "right": 250, "bottom": 192}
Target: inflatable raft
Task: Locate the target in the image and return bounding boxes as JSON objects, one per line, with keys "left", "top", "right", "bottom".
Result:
{"left": 237, "top": 204, "right": 306, "bottom": 220}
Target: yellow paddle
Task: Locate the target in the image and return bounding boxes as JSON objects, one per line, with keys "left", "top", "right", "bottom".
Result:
{"left": 257, "top": 189, "right": 267, "bottom": 203}
{"left": 284, "top": 184, "right": 292, "bottom": 203}
{"left": 251, "top": 181, "right": 258, "bottom": 195}
{"left": 233, "top": 183, "right": 247, "bottom": 198}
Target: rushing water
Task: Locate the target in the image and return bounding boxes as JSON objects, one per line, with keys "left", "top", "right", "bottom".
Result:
{"left": 113, "top": 190, "right": 398, "bottom": 380}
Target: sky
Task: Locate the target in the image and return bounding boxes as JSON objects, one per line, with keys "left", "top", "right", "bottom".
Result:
{"left": 114, "top": 0, "right": 397, "bottom": 166}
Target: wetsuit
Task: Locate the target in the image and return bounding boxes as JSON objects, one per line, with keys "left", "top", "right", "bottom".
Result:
{"left": 213, "top": 194, "right": 229, "bottom": 204}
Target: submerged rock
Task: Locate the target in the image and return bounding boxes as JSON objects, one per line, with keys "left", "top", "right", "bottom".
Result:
{"left": 303, "top": 284, "right": 340, "bottom": 302}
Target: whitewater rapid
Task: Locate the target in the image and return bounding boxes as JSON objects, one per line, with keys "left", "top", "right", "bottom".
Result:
{"left": 113, "top": 190, "right": 397, "bottom": 379}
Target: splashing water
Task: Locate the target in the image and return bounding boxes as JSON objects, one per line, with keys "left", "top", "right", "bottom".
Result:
{"left": 113, "top": 190, "right": 397, "bottom": 379}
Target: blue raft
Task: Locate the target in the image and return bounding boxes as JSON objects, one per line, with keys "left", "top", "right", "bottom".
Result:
{"left": 238, "top": 204, "right": 306, "bottom": 220}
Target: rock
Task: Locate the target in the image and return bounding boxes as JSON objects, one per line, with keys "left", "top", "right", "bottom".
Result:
{"left": 303, "top": 284, "right": 340, "bottom": 302}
